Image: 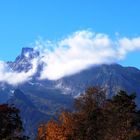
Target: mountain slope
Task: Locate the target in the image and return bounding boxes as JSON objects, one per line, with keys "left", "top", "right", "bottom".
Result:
{"left": 8, "top": 89, "right": 51, "bottom": 139}
{"left": 57, "top": 64, "right": 140, "bottom": 98}
{"left": 7, "top": 88, "right": 73, "bottom": 139}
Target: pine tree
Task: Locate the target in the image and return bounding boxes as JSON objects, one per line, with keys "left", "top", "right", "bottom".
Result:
{"left": 0, "top": 104, "right": 29, "bottom": 140}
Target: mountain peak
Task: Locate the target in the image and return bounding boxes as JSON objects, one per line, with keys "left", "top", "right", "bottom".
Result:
{"left": 8, "top": 47, "right": 40, "bottom": 72}
{"left": 14, "top": 47, "right": 39, "bottom": 63}
{"left": 21, "top": 47, "right": 39, "bottom": 58}
{"left": 21, "top": 47, "right": 34, "bottom": 55}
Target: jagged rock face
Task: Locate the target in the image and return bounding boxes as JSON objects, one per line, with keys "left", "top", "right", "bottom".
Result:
{"left": 7, "top": 48, "right": 40, "bottom": 72}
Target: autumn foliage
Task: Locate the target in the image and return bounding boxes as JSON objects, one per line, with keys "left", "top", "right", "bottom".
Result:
{"left": 37, "top": 87, "right": 140, "bottom": 140}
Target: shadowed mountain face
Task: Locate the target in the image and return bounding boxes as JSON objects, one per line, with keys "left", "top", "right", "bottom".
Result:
{"left": 0, "top": 47, "right": 140, "bottom": 138}
{"left": 59, "top": 64, "right": 140, "bottom": 97}
{"left": 8, "top": 89, "right": 50, "bottom": 138}
{"left": 8, "top": 89, "right": 74, "bottom": 139}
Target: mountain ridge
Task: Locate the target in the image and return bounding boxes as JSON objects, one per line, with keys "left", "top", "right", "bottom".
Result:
{"left": 0, "top": 47, "right": 140, "bottom": 139}
{"left": 1, "top": 47, "right": 140, "bottom": 102}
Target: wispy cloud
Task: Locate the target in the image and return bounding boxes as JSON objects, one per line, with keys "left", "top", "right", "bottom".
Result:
{"left": 0, "top": 58, "right": 38, "bottom": 85}
{"left": 118, "top": 37, "right": 140, "bottom": 58}
{"left": 1, "top": 30, "right": 140, "bottom": 85}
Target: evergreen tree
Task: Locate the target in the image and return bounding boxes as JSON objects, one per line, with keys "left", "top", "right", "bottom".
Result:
{"left": 0, "top": 104, "right": 29, "bottom": 140}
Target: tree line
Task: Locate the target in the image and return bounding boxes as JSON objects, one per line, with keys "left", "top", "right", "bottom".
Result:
{"left": 37, "top": 87, "right": 140, "bottom": 140}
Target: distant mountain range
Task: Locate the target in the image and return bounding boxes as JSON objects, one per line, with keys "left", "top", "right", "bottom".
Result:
{"left": 0, "top": 47, "right": 140, "bottom": 139}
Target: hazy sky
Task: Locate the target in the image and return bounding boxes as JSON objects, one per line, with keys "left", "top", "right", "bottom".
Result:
{"left": 0, "top": 0, "right": 140, "bottom": 68}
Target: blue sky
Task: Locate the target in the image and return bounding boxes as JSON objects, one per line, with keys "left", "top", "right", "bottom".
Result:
{"left": 0, "top": 0, "right": 140, "bottom": 68}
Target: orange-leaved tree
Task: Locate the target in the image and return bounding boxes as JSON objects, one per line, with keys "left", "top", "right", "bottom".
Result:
{"left": 37, "top": 87, "right": 140, "bottom": 140}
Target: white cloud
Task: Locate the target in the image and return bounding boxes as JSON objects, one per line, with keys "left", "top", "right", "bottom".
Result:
{"left": 38, "top": 31, "right": 117, "bottom": 80}
{"left": 36, "top": 30, "right": 140, "bottom": 80}
{"left": 1, "top": 30, "right": 140, "bottom": 85}
{"left": 118, "top": 37, "right": 140, "bottom": 58}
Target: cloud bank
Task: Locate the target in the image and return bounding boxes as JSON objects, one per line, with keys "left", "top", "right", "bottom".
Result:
{"left": 0, "top": 59, "right": 38, "bottom": 85}
{"left": 37, "top": 30, "right": 140, "bottom": 80}
{"left": 1, "top": 30, "right": 140, "bottom": 85}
